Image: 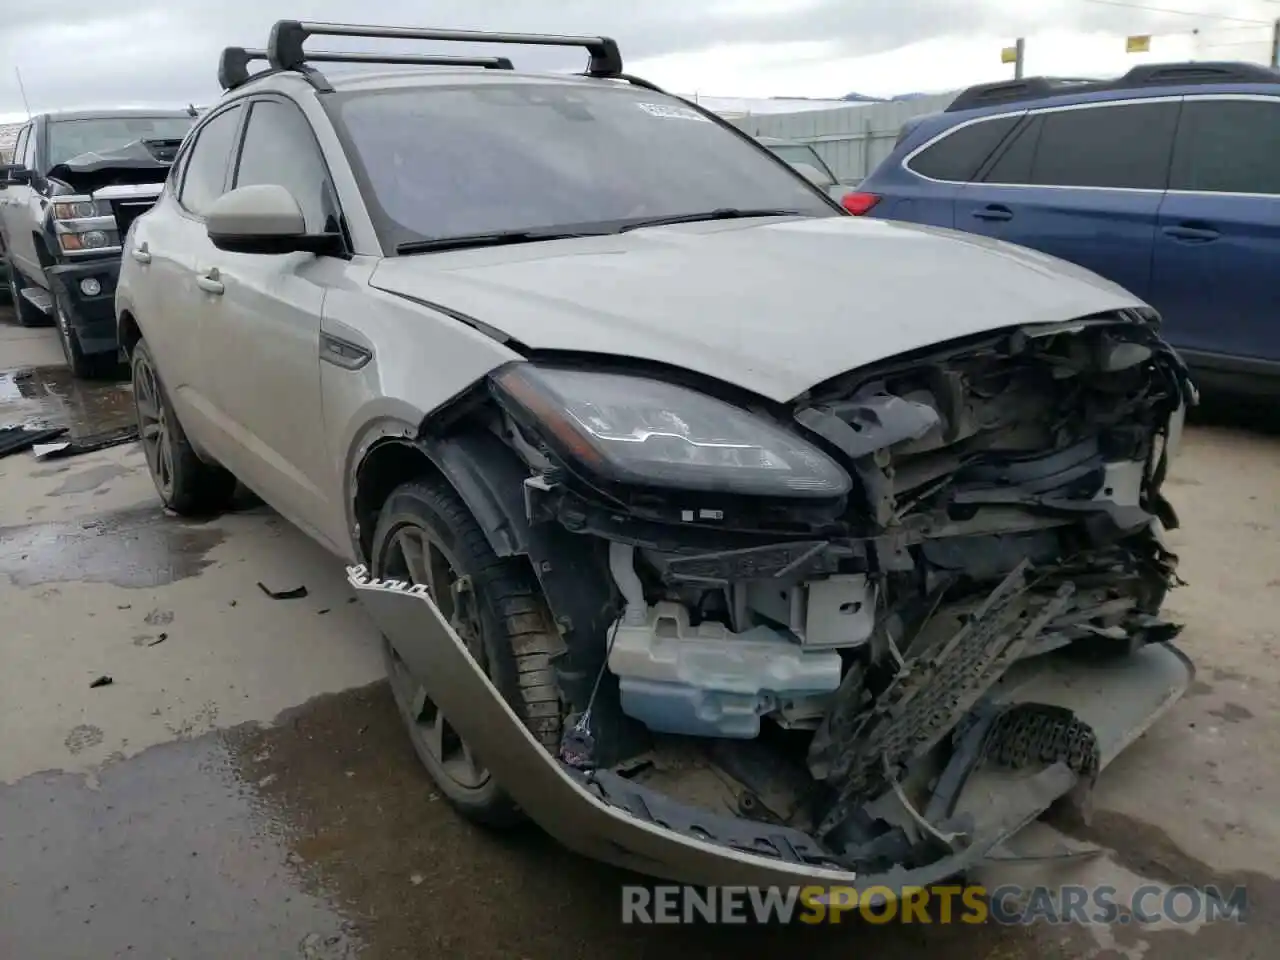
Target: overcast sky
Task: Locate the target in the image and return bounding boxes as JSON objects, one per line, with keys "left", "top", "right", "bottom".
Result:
{"left": 1, "top": 0, "right": 1276, "bottom": 120}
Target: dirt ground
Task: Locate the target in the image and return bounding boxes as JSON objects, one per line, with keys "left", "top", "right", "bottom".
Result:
{"left": 1, "top": 310, "right": 1277, "bottom": 960}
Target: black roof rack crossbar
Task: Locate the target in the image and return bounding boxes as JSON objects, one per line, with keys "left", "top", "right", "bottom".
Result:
{"left": 268, "top": 20, "right": 623, "bottom": 78}
{"left": 219, "top": 45, "right": 514, "bottom": 90}
{"left": 946, "top": 60, "right": 1280, "bottom": 112}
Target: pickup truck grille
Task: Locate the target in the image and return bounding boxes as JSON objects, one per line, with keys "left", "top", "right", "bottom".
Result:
{"left": 110, "top": 199, "right": 157, "bottom": 238}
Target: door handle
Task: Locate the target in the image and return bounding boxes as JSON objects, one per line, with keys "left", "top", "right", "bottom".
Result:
{"left": 972, "top": 205, "right": 1013, "bottom": 222}
{"left": 1162, "top": 224, "right": 1219, "bottom": 243}
{"left": 131, "top": 242, "right": 151, "bottom": 264}
{"left": 196, "top": 269, "right": 224, "bottom": 295}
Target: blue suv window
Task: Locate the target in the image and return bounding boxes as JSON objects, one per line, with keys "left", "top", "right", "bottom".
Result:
{"left": 980, "top": 101, "right": 1179, "bottom": 190}
{"left": 907, "top": 114, "right": 1020, "bottom": 181}
{"left": 1170, "top": 98, "right": 1280, "bottom": 195}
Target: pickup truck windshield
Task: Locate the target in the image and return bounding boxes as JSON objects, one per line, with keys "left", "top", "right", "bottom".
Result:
{"left": 332, "top": 83, "right": 835, "bottom": 250}
{"left": 48, "top": 117, "right": 195, "bottom": 168}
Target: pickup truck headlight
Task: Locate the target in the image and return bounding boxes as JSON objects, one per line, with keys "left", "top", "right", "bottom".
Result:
{"left": 493, "top": 364, "right": 851, "bottom": 498}
{"left": 50, "top": 196, "right": 120, "bottom": 253}
{"left": 54, "top": 200, "right": 103, "bottom": 220}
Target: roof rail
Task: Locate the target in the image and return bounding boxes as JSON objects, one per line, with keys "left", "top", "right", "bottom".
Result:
{"left": 945, "top": 60, "right": 1280, "bottom": 113}
{"left": 266, "top": 20, "right": 623, "bottom": 83}
{"left": 218, "top": 45, "right": 514, "bottom": 91}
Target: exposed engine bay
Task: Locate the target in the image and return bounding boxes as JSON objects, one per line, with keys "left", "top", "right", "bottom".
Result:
{"left": 463, "top": 311, "right": 1195, "bottom": 873}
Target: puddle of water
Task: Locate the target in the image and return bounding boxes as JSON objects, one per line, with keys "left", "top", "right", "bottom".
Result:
{"left": 0, "top": 503, "right": 225, "bottom": 588}
{"left": 0, "top": 732, "right": 359, "bottom": 960}
{"left": 0, "top": 365, "right": 135, "bottom": 440}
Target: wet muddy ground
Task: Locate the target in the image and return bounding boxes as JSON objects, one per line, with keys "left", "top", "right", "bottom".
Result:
{"left": 2, "top": 307, "right": 1278, "bottom": 959}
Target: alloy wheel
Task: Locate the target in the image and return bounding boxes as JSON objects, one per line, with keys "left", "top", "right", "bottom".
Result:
{"left": 133, "top": 351, "right": 174, "bottom": 500}
{"left": 382, "top": 524, "right": 491, "bottom": 791}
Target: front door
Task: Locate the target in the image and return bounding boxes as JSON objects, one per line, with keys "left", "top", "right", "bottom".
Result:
{"left": 2, "top": 124, "right": 41, "bottom": 279}
{"left": 200, "top": 96, "right": 348, "bottom": 550}
{"left": 1150, "top": 95, "right": 1280, "bottom": 365}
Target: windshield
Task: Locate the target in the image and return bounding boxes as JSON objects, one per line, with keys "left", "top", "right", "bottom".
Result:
{"left": 765, "top": 144, "right": 835, "bottom": 184}
{"left": 331, "top": 83, "right": 835, "bottom": 250}
{"left": 47, "top": 116, "right": 195, "bottom": 168}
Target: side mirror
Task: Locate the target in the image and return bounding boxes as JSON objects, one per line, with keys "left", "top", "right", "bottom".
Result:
{"left": 1, "top": 164, "right": 31, "bottom": 187}
{"left": 205, "top": 184, "right": 342, "bottom": 256}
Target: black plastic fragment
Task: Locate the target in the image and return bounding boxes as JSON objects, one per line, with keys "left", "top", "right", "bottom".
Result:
{"left": 35, "top": 425, "right": 139, "bottom": 460}
{"left": 0, "top": 425, "right": 68, "bottom": 458}
{"left": 89, "top": 675, "right": 114, "bottom": 688}
{"left": 257, "top": 582, "right": 309, "bottom": 600}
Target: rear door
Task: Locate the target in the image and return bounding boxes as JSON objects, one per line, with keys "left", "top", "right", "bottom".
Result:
{"left": 955, "top": 98, "right": 1180, "bottom": 301}
{"left": 885, "top": 112, "right": 1023, "bottom": 227}
{"left": 143, "top": 102, "right": 245, "bottom": 457}
{"left": 1150, "top": 94, "right": 1280, "bottom": 365}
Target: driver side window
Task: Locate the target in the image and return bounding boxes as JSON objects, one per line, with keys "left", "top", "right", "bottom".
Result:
{"left": 11, "top": 126, "right": 29, "bottom": 169}
{"left": 20, "top": 125, "right": 37, "bottom": 171}
{"left": 233, "top": 98, "right": 340, "bottom": 234}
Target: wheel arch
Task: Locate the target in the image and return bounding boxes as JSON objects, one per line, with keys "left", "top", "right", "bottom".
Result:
{"left": 351, "top": 425, "right": 532, "bottom": 567}
{"left": 350, "top": 413, "right": 631, "bottom": 753}
{"left": 117, "top": 308, "right": 142, "bottom": 360}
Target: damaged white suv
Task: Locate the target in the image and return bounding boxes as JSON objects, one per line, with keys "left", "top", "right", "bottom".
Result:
{"left": 117, "top": 21, "right": 1196, "bottom": 890}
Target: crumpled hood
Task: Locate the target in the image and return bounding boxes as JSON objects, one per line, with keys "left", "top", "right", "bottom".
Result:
{"left": 369, "top": 216, "right": 1145, "bottom": 403}
{"left": 48, "top": 138, "right": 180, "bottom": 195}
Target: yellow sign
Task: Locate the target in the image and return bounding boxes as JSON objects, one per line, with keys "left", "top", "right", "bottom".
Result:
{"left": 1001, "top": 45, "right": 1018, "bottom": 64}
{"left": 1126, "top": 35, "right": 1151, "bottom": 53}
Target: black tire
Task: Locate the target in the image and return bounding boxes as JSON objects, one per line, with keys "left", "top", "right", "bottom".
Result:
{"left": 6, "top": 261, "right": 51, "bottom": 328}
{"left": 372, "top": 477, "right": 563, "bottom": 828}
{"left": 52, "top": 288, "right": 120, "bottom": 380}
{"left": 131, "top": 337, "right": 237, "bottom": 515}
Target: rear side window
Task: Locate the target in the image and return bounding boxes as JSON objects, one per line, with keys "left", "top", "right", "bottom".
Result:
{"left": 179, "top": 105, "right": 243, "bottom": 216}
{"left": 907, "top": 115, "right": 1020, "bottom": 181}
{"left": 1170, "top": 98, "right": 1280, "bottom": 195}
{"left": 981, "top": 115, "right": 1041, "bottom": 183}
{"left": 1006, "top": 101, "right": 1178, "bottom": 190}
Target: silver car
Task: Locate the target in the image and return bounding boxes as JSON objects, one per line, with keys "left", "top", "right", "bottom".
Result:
{"left": 117, "top": 21, "right": 1196, "bottom": 891}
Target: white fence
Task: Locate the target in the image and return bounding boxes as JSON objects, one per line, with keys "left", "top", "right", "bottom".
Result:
{"left": 726, "top": 92, "right": 959, "bottom": 183}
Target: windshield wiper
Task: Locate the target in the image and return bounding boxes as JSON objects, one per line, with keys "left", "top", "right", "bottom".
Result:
{"left": 395, "top": 229, "right": 604, "bottom": 255}
{"left": 616, "top": 208, "right": 809, "bottom": 232}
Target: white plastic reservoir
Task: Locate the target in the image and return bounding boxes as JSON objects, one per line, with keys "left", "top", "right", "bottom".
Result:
{"left": 607, "top": 601, "right": 844, "bottom": 739}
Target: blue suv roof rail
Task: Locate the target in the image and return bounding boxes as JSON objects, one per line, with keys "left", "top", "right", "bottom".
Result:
{"left": 217, "top": 45, "right": 514, "bottom": 91}
{"left": 945, "top": 60, "right": 1280, "bottom": 113}
{"left": 265, "top": 20, "right": 623, "bottom": 92}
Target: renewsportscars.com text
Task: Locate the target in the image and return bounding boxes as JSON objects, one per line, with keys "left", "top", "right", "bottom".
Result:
{"left": 621, "top": 883, "right": 1248, "bottom": 925}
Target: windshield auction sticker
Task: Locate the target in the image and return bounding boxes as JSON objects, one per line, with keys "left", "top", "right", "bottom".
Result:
{"left": 635, "top": 102, "right": 712, "bottom": 122}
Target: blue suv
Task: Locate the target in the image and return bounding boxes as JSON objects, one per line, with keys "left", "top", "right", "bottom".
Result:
{"left": 852, "top": 61, "right": 1280, "bottom": 395}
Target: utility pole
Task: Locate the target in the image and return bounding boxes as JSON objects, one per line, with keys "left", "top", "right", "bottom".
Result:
{"left": 1271, "top": 18, "right": 1279, "bottom": 69}
{"left": 1014, "top": 37, "right": 1026, "bottom": 79}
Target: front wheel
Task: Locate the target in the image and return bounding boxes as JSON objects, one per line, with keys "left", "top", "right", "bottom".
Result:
{"left": 131, "top": 338, "right": 237, "bottom": 515}
{"left": 53, "top": 290, "right": 118, "bottom": 379}
{"left": 372, "top": 477, "right": 563, "bottom": 828}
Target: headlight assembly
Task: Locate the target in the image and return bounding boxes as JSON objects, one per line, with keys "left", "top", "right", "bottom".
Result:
{"left": 493, "top": 365, "right": 851, "bottom": 499}
{"left": 54, "top": 200, "right": 103, "bottom": 220}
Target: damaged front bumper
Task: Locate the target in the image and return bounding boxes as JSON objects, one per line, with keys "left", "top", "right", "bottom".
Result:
{"left": 350, "top": 564, "right": 1192, "bottom": 889}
